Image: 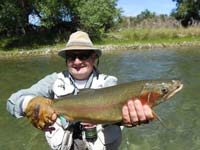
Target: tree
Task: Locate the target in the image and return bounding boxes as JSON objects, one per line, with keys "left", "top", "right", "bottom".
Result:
{"left": 0, "top": 0, "right": 27, "bottom": 35}
{"left": 73, "top": 0, "right": 121, "bottom": 39}
{"left": 0, "top": 0, "right": 121, "bottom": 38}
{"left": 172, "top": 0, "right": 200, "bottom": 27}
{"left": 136, "top": 9, "right": 156, "bottom": 21}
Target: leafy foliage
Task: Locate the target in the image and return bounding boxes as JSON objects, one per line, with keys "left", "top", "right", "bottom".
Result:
{"left": 0, "top": 0, "right": 121, "bottom": 39}
{"left": 74, "top": 0, "right": 121, "bottom": 39}
{"left": 136, "top": 9, "right": 156, "bottom": 20}
{"left": 172, "top": 0, "right": 200, "bottom": 26}
{"left": 0, "top": 0, "right": 24, "bottom": 34}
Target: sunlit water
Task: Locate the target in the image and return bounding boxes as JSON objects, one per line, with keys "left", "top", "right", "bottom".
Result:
{"left": 0, "top": 46, "right": 200, "bottom": 150}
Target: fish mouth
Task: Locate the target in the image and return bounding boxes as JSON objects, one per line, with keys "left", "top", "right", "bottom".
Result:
{"left": 165, "top": 83, "right": 183, "bottom": 99}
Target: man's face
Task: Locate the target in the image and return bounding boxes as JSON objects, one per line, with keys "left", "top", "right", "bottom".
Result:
{"left": 66, "top": 50, "right": 96, "bottom": 80}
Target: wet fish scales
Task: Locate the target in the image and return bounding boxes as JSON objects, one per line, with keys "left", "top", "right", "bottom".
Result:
{"left": 53, "top": 79, "right": 183, "bottom": 124}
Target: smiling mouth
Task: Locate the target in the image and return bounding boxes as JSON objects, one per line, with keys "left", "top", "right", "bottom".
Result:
{"left": 74, "top": 65, "right": 85, "bottom": 71}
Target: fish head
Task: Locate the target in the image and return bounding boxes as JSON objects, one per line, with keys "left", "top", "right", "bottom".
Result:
{"left": 141, "top": 80, "right": 183, "bottom": 106}
{"left": 161, "top": 80, "right": 183, "bottom": 100}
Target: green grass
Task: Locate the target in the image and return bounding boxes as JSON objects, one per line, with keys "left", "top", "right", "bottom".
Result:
{"left": 1, "top": 27, "right": 200, "bottom": 52}
{"left": 0, "top": 32, "right": 68, "bottom": 52}
{"left": 98, "top": 27, "right": 200, "bottom": 45}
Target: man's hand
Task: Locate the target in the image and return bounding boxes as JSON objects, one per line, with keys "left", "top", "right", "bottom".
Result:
{"left": 122, "top": 99, "right": 154, "bottom": 127}
{"left": 25, "top": 97, "right": 57, "bottom": 130}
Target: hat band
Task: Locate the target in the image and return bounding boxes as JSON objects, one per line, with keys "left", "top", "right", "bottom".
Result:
{"left": 67, "top": 42, "right": 93, "bottom": 47}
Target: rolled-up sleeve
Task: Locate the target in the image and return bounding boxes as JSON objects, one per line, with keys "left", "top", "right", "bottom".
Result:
{"left": 6, "top": 72, "right": 58, "bottom": 118}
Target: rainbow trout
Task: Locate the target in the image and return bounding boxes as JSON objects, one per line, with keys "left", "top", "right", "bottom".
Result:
{"left": 53, "top": 79, "right": 183, "bottom": 124}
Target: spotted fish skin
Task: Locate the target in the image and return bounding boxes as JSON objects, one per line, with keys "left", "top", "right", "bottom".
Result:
{"left": 53, "top": 79, "right": 183, "bottom": 124}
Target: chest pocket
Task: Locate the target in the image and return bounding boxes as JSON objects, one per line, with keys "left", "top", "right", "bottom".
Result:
{"left": 52, "top": 78, "right": 74, "bottom": 98}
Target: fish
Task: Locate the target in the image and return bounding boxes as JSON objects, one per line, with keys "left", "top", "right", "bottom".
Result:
{"left": 52, "top": 79, "right": 183, "bottom": 124}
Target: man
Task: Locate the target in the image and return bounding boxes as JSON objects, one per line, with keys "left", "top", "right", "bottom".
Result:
{"left": 7, "top": 31, "right": 153, "bottom": 150}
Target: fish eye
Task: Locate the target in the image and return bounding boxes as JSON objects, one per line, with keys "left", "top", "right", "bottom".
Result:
{"left": 161, "top": 88, "right": 168, "bottom": 94}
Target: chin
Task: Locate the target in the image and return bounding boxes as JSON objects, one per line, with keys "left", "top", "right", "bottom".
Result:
{"left": 73, "top": 74, "right": 88, "bottom": 80}
{"left": 70, "top": 67, "right": 92, "bottom": 80}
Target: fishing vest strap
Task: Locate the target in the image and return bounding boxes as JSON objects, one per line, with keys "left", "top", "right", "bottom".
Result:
{"left": 62, "top": 70, "right": 97, "bottom": 95}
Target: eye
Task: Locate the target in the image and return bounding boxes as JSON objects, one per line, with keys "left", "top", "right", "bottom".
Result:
{"left": 161, "top": 88, "right": 168, "bottom": 94}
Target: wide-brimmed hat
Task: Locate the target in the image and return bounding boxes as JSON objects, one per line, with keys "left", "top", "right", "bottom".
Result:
{"left": 58, "top": 31, "right": 102, "bottom": 58}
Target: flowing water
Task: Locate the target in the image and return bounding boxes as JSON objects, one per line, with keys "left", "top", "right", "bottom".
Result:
{"left": 0, "top": 46, "right": 200, "bottom": 150}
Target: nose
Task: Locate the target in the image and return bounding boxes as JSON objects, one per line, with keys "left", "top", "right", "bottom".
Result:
{"left": 73, "top": 57, "right": 82, "bottom": 63}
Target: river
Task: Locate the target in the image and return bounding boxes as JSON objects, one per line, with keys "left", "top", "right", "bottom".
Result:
{"left": 0, "top": 46, "right": 200, "bottom": 150}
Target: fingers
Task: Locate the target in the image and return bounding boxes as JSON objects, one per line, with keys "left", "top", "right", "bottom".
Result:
{"left": 51, "top": 113, "right": 57, "bottom": 122}
{"left": 26, "top": 97, "right": 57, "bottom": 130}
{"left": 127, "top": 100, "right": 139, "bottom": 122}
{"left": 122, "top": 99, "right": 154, "bottom": 127}
{"left": 122, "top": 105, "right": 131, "bottom": 125}
{"left": 132, "top": 100, "right": 146, "bottom": 122}
{"left": 35, "top": 113, "right": 57, "bottom": 129}
{"left": 143, "top": 104, "right": 154, "bottom": 120}
{"left": 42, "top": 111, "right": 57, "bottom": 128}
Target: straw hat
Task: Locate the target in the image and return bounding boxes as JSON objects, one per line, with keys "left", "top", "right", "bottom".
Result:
{"left": 58, "top": 31, "right": 102, "bottom": 58}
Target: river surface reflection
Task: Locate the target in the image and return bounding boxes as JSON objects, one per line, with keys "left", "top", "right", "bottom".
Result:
{"left": 0, "top": 46, "right": 200, "bottom": 150}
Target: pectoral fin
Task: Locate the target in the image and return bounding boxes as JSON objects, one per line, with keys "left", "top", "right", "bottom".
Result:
{"left": 152, "top": 111, "right": 168, "bottom": 128}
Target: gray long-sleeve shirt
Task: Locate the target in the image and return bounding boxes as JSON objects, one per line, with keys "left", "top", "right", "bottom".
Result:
{"left": 6, "top": 71, "right": 121, "bottom": 150}
{"left": 7, "top": 72, "right": 58, "bottom": 118}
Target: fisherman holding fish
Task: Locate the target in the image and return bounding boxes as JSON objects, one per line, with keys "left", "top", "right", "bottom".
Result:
{"left": 7, "top": 31, "right": 154, "bottom": 150}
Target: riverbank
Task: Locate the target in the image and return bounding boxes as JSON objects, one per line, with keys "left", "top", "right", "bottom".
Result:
{"left": 0, "top": 40, "right": 200, "bottom": 59}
